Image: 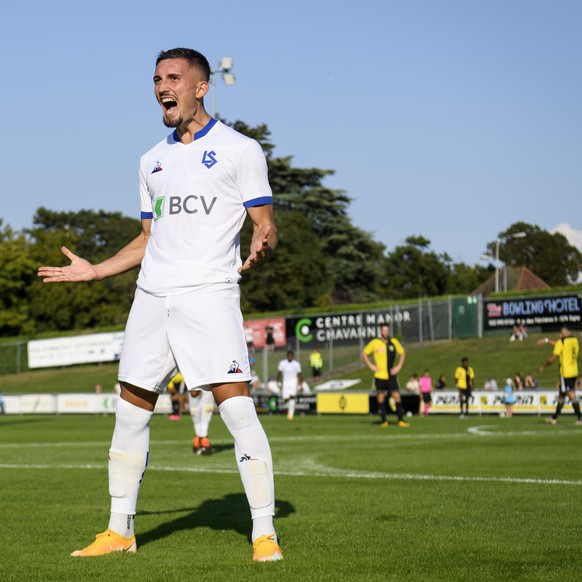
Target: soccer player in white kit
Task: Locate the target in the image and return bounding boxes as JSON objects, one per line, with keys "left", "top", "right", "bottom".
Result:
{"left": 188, "top": 388, "right": 216, "bottom": 455}
{"left": 37, "top": 48, "right": 282, "bottom": 562}
{"left": 277, "top": 350, "right": 304, "bottom": 420}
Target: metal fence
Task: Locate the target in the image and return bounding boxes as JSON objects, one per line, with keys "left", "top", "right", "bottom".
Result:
{"left": 2, "top": 291, "right": 580, "bottom": 382}
{"left": 254, "top": 297, "right": 472, "bottom": 386}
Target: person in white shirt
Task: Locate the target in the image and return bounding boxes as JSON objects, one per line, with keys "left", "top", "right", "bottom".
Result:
{"left": 266, "top": 375, "right": 281, "bottom": 395}
{"left": 483, "top": 376, "right": 498, "bottom": 391}
{"left": 277, "top": 350, "right": 303, "bottom": 420}
{"left": 37, "top": 47, "right": 282, "bottom": 562}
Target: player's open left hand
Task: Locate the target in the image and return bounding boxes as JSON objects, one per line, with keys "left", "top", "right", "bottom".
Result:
{"left": 37, "top": 246, "right": 98, "bottom": 283}
{"left": 239, "top": 225, "right": 273, "bottom": 273}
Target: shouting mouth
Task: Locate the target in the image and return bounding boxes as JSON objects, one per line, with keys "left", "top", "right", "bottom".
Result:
{"left": 161, "top": 96, "right": 177, "bottom": 113}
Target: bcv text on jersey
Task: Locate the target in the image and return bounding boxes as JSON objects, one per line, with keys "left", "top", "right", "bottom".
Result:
{"left": 153, "top": 195, "right": 218, "bottom": 219}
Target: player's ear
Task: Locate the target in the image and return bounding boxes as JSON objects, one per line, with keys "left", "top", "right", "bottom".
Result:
{"left": 196, "top": 80, "right": 209, "bottom": 99}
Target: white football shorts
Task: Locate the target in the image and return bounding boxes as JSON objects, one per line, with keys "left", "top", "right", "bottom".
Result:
{"left": 118, "top": 284, "right": 251, "bottom": 392}
{"left": 282, "top": 382, "right": 299, "bottom": 400}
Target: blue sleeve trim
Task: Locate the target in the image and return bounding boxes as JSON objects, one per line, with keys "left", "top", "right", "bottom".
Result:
{"left": 141, "top": 211, "right": 154, "bottom": 219}
{"left": 244, "top": 196, "right": 273, "bottom": 208}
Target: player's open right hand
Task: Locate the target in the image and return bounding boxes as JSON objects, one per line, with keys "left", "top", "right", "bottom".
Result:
{"left": 37, "top": 246, "right": 98, "bottom": 283}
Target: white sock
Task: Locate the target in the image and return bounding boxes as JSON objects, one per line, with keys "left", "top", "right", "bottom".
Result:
{"left": 287, "top": 398, "right": 296, "bottom": 419}
{"left": 108, "top": 512, "right": 135, "bottom": 538}
{"left": 188, "top": 390, "right": 214, "bottom": 437}
{"left": 108, "top": 398, "right": 153, "bottom": 533}
{"left": 218, "top": 396, "right": 276, "bottom": 542}
{"left": 188, "top": 391, "right": 203, "bottom": 434}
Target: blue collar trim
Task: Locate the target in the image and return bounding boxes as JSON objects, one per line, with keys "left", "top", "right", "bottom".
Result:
{"left": 172, "top": 118, "right": 217, "bottom": 143}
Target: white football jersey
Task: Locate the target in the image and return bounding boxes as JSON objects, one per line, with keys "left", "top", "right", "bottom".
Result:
{"left": 137, "top": 119, "right": 272, "bottom": 296}
{"left": 278, "top": 359, "right": 302, "bottom": 390}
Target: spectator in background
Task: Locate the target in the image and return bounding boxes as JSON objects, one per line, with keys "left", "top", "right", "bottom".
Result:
{"left": 513, "top": 373, "right": 524, "bottom": 391}
{"left": 0, "top": 390, "right": 5, "bottom": 414}
{"left": 245, "top": 327, "right": 256, "bottom": 367}
{"left": 483, "top": 376, "right": 498, "bottom": 391}
{"left": 94, "top": 384, "right": 103, "bottom": 394}
{"left": 454, "top": 357, "right": 475, "bottom": 418}
{"left": 265, "top": 324, "right": 275, "bottom": 352}
{"left": 266, "top": 375, "right": 280, "bottom": 395}
{"left": 503, "top": 378, "right": 516, "bottom": 417}
{"left": 419, "top": 369, "right": 433, "bottom": 416}
{"left": 509, "top": 320, "right": 528, "bottom": 342}
{"left": 435, "top": 374, "right": 446, "bottom": 390}
{"left": 300, "top": 380, "right": 312, "bottom": 395}
{"left": 524, "top": 374, "right": 539, "bottom": 389}
{"left": 245, "top": 326, "right": 255, "bottom": 349}
{"left": 405, "top": 374, "right": 420, "bottom": 394}
{"left": 250, "top": 370, "right": 262, "bottom": 390}
{"left": 309, "top": 349, "right": 323, "bottom": 383}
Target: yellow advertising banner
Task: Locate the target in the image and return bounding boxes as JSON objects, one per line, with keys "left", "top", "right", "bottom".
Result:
{"left": 316, "top": 392, "right": 370, "bottom": 414}
{"left": 430, "top": 390, "right": 580, "bottom": 415}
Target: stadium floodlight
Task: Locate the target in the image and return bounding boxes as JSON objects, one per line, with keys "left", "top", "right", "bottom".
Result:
{"left": 222, "top": 72, "right": 236, "bottom": 86}
{"left": 219, "top": 57, "right": 233, "bottom": 71}
{"left": 209, "top": 56, "right": 236, "bottom": 116}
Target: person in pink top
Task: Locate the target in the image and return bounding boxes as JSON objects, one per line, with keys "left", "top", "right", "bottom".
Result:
{"left": 419, "top": 369, "right": 433, "bottom": 416}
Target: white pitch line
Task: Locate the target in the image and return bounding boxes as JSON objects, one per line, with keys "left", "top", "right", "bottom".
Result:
{"left": 0, "top": 462, "right": 580, "bottom": 486}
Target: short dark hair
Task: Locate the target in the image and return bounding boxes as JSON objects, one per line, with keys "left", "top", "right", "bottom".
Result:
{"left": 156, "top": 48, "right": 211, "bottom": 81}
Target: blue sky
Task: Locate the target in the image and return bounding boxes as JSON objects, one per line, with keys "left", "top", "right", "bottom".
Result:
{"left": 1, "top": 0, "right": 581, "bottom": 265}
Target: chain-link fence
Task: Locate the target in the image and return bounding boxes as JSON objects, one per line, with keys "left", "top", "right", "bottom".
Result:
{"left": 251, "top": 297, "right": 476, "bottom": 387}
{"left": 3, "top": 292, "right": 579, "bottom": 382}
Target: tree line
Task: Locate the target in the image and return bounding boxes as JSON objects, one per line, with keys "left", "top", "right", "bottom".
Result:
{"left": 1, "top": 121, "right": 580, "bottom": 337}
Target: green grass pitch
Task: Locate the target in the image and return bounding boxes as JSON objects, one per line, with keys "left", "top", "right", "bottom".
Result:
{"left": 1, "top": 412, "right": 581, "bottom": 581}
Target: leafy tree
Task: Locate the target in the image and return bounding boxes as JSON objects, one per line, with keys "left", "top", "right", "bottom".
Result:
{"left": 229, "top": 119, "right": 385, "bottom": 304}
{"left": 446, "top": 261, "right": 492, "bottom": 295}
{"left": 0, "top": 221, "right": 37, "bottom": 336}
{"left": 26, "top": 209, "right": 142, "bottom": 332}
{"left": 488, "top": 222, "right": 582, "bottom": 286}
{"left": 31, "top": 207, "right": 140, "bottom": 260}
{"left": 228, "top": 120, "right": 275, "bottom": 158}
{"left": 379, "top": 236, "right": 449, "bottom": 299}
{"left": 240, "top": 212, "right": 330, "bottom": 313}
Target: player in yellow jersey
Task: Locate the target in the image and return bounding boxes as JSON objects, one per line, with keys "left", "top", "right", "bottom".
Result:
{"left": 362, "top": 324, "right": 409, "bottom": 428}
{"left": 538, "top": 327, "right": 582, "bottom": 426}
{"left": 454, "top": 357, "right": 474, "bottom": 418}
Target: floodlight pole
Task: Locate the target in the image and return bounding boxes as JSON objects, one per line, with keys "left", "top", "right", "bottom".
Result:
{"left": 494, "top": 239, "right": 500, "bottom": 294}
{"left": 482, "top": 232, "right": 527, "bottom": 293}
{"left": 495, "top": 232, "right": 527, "bottom": 293}
{"left": 209, "top": 57, "right": 236, "bottom": 117}
{"left": 501, "top": 232, "right": 527, "bottom": 292}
